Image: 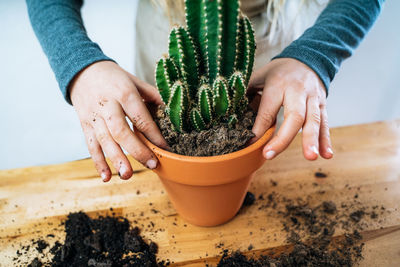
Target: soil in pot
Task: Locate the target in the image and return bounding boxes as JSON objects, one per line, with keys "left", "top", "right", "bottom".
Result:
{"left": 154, "top": 106, "right": 256, "bottom": 157}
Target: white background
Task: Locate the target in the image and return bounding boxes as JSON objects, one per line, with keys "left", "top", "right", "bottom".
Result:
{"left": 0, "top": 0, "right": 399, "bottom": 170}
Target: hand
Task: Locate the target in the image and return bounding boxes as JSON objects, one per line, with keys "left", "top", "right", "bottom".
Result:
{"left": 248, "top": 58, "right": 333, "bottom": 161}
{"left": 70, "top": 61, "right": 168, "bottom": 182}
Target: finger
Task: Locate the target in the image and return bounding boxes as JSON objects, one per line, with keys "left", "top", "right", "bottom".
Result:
{"left": 103, "top": 101, "right": 159, "bottom": 169}
{"left": 127, "top": 73, "right": 163, "bottom": 105}
{"left": 247, "top": 64, "right": 269, "bottom": 94}
{"left": 119, "top": 87, "right": 168, "bottom": 149}
{"left": 263, "top": 89, "right": 306, "bottom": 160}
{"left": 82, "top": 122, "right": 112, "bottom": 182}
{"left": 250, "top": 84, "right": 283, "bottom": 143}
{"left": 93, "top": 117, "right": 134, "bottom": 180}
{"left": 319, "top": 104, "right": 334, "bottom": 159}
{"left": 302, "top": 96, "right": 321, "bottom": 161}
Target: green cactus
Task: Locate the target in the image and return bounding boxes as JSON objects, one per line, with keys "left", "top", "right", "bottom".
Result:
{"left": 198, "top": 83, "right": 213, "bottom": 125}
{"left": 212, "top": 76, "right": 230, "bottom": 118}
{"left": 155, "top": 0, "right": 256, "bottom": 132}
{"left": 156, "top": 56, "right": 179, "bottom": 104}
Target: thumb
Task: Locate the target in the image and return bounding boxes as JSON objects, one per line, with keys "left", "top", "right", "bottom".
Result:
{"left": 250, "top": 83, "right": 282, "bottom": 143}
{"left": 247, "top": 64, "right": 269, "bottom": 95}
{"left": 127, "top": 73, "right": 163, "bottom": 105}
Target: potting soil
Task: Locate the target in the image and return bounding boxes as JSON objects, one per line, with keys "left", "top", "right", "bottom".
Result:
{"left": 155, "top": 106, "right": 255, "bottom": 156}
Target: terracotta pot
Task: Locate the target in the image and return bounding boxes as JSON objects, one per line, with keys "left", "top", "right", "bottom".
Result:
{"left": 135, "top": 125, "right": 275, "bottom": 226}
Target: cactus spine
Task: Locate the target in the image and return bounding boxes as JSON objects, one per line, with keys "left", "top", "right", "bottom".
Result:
{"left": 155, "top": 0, "right": 256, "bottom": 133}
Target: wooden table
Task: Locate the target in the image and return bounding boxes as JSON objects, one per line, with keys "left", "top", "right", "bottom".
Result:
{"left": 1, "top": 120, "right": 400, "bottom": 266}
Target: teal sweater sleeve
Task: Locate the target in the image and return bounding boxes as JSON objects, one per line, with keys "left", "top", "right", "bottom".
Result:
{"left": 273, "top": 0, "right": 384, "bottom": 92}
{"left": 26, "top": 0, "right": 383, "bottom": 103}
{"left": 26, "top": 0, "right": 114, "bottom": 104}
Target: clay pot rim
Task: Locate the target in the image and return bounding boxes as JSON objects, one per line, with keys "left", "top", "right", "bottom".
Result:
{"left": 136, "top": 124, "right": 276, "bottom": 163}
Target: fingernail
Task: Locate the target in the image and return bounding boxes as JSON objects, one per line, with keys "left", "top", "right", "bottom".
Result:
{"left": 310, "top": 146, "right": 319, "bottom": 155}
{"left": 327, "top": 147, "right": 334, "bottom": 155}
{"left": 265, "top": 150, "right": 276, "bottom": 160}
{"left": 119, "top": 165, "right": 128, "bottom": 177}
{"left": 101, "top": 172, "right": 108, "bottom": 182}
{"left": 146, "top": 159, "right": 157, "bottom": 169}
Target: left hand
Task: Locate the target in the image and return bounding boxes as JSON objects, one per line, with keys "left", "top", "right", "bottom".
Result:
{"left": 248, "top": 58, "right": 334, "bottom": 161}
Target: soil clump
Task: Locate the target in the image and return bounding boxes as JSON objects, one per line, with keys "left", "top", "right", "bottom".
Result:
{"left": 314, "top": 172, "right": 328, "bottom": 178}
{"left": 22, "top": 212, "right": 165, "bottom": 267}
{"left": 242, "top": 192, "right": 256, "bottom": 207}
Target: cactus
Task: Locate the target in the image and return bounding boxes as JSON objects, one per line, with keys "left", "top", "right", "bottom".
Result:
{"left": 155, "top": 0, "right": 255, "bottom": 133}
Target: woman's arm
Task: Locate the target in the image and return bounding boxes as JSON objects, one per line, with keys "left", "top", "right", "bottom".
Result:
{"left": 273, "top": 0, "right": 384, "bottom": 93}
{"left": 250, "top": 0, "right": 384, "bottom": 161}
{"left": 26, "top": 0, "right": 113, "bottom": 104}
{"left": 26, "top": 0, "right": 168, "bottom": 181}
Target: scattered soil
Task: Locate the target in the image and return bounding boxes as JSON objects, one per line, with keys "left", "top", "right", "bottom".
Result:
{"left": 34, "top": 239, "right": 49, "bottom": 253}
{"left": 350, "top": 210, "right": 365, "bottom": 223}
{"left": 322, "top": 201, "right": 337, "bottom": 214}
{"left": 29, "top": 258, "right": 43, "bottom": 267}
{"left": 242, "top": 192, "right": 256, "bottom": 207}
{"left": 154, "top": 106, "right": 255, "bottom": 156}
{"left": 218, "top": 198, "right": 363, "bottom": 267}
{"left": 22, "top": 212, "right": 166, "bottom": 267}
{"left": 215, "top": 183, "right": 385, "bottom": 267}
{"left": 314, "top": 172, "right": 328, "bottom": 178}
{"left": 14, "top": 173, "right": 388, "bottom": 267}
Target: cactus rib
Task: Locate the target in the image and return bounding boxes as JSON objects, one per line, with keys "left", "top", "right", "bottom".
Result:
{"left": 168, "top": 81, "right": 189, "bottom": 132}
{"left": 235, "top": 15, "right": 256, "bottom": 85}
{"left": 155, "top": 57, "right": 180, "bottom": 104}
{"left": 198, "top": 83, "right": 213, "bottom": 124}
{"left": 185, "top": 0, "right": 207, "bottom": 76}
{"left": 229, "top": 72, "right": 246, "bottom": 113}
{"left": 190, "top": 108, "right": 206, "bottom": 131}
{"left": 204, "top": 0, "right": 222, "bottom": 85}
{"left": 213, "top": 76, "right": 230, "bottom": 117}
{"left": 243, "top": 16, "right": 256, "bottom": 84}
{"left": 220, "top": 0, "right": 239, "bottom": 78}
{"left": 169, "top": 27, "right": 199, "bottom": 99}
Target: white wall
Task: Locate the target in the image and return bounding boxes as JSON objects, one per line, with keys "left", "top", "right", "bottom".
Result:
{"left": 328, "top": 1, "right": 400, "bottom": 125}
{"left": 0, "top": 0, "right": 138, "bottom": 170}
{"left": 0, "top": 0, "right": 399, "bottom": 170}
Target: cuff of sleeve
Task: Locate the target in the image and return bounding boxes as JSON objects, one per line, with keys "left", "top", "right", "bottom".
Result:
{"left": 55, "top": 44, "right": 115, "bottom": 105}
{"left": 272, "top": 45, "right": 335, "bottom": 96}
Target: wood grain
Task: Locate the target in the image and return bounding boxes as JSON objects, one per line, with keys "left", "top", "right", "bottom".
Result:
{"left": 0, "top": 120, "right": 399, "bottom": 266}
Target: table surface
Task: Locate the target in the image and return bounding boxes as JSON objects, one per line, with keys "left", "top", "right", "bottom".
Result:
{"left": 1, "top": 120, "right": 400, "bottom": 266}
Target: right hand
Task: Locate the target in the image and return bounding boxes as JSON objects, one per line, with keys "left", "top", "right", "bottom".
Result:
{"left": 70, "top": 61, "right": 168, "bottom": 182}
